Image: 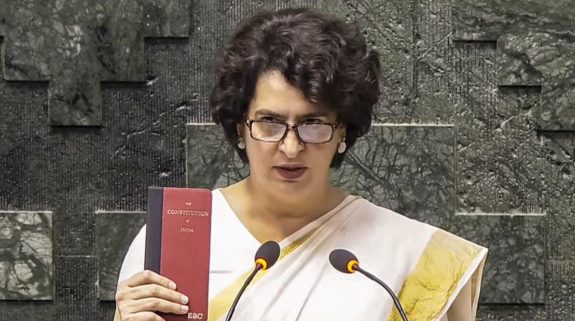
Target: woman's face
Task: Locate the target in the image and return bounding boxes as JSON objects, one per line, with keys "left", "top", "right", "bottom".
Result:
{"left": 241, "top": 70, "right": 345, "bottom": 199}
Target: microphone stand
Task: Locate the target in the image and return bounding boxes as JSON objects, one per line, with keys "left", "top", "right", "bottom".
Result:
{"left": 224, "top": 264, "right": 262, "bottom": 321}
{"left": 355, "top": 265, "right": 409, "bottom": 321}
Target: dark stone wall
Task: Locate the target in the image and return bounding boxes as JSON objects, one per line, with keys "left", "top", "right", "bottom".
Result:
{"left": 0, "top": 0, "right": 573, "bottom": 320}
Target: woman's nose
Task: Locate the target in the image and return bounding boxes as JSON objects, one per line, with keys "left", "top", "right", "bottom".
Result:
{"left": 278, "top": 127, "right": 304, "bottom": 158}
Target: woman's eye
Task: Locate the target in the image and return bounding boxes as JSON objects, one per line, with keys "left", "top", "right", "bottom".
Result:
{"left": 305, "top": 119, "right": 324, "bottom": 124}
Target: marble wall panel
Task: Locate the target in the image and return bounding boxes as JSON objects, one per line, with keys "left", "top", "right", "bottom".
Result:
{"left": 0, "top": 302, "right": 54, "bottom": 321}
{"left": 1, "top": 0, "right": 190, "bottom": 126}
{"left": 0, "top": 1, "right": 6, "bottom": 37}
{"left": 476, "top": 304, "right": 546, "bottom": 321}
{"left": 412, "top": 0, "right": 459, "bottom": 125}
{"left": 453, "top": 43, "right": 547, "bottom": 214}
{"left": 186, "top": 124, "right": 248, "bottom": 189}
{"left": 333, "top": 125, "right": 455, "bottom": 229}
{"left": 323, "top": 0, "right": 419, "bottom": 122}
{"left": 453, "top": 0, "right": 575, "bottom": 130}
{"left": 451, "top": 215, "right": 545, "bottom": 304}
{"left": 54, "top": 255, "right": 97, "bottom": 321}
{"left": 184, "top": 0, "right": 321, "bottom": 123}
{"left": 53, "top": 211, "right": 95, "bottom": 256}
{"left": 0, "top": 81, "right": 50, "bottom": 210}
{"left": 452, "top": 1, "right": 575, "bottom": 311}
{"left": 539, "top": 132, "right": 575, "bottom": 320}
{"left": 539, "top": 132, "right": 575, "bottom": 263}
{"left": 95, "top": 211, "right": 145, "bottom": 301}
{"left": 495, "top": 35, "right": 543, "bottom": 87}
{"left": 0, "top": 48, "right": 190, "bottom": 214}
{"left": 98, "top": 301, "right": 116, "bottom": 321}
{"left": 0, "top": 211, "right": 53, "bottom": 300}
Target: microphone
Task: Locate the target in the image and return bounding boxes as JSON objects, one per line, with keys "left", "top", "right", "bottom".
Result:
{"left": 329, "top": 249, "right": 409, "bottom": 321}
{"left": 225, "top": 240, "right": 281, "bottom": 321}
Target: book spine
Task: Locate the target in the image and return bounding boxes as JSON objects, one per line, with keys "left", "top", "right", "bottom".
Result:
{"left": 146, "top": 187, "right": 212, "bottom": 321}
{"left": 145, "top": 186, "right": 164, "bottom": 274}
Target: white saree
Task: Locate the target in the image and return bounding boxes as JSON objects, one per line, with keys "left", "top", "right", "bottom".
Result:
{"left": 118, "top": 189, "right": 487, "bottom": 321}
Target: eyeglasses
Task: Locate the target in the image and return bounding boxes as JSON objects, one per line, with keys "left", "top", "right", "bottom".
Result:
{"left": 245, "top": 120, "right": 338, "bottom": 144}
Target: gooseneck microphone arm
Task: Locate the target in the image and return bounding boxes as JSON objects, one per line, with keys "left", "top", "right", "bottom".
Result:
{"left": 329, "top": 249, "right": 409, "bottom": 321}
{"left": 353, "top": 264, "right": 409, "bottom": 321}
{"left": 224, "top": 264, "right": 262, "bottom": 321}
{"left": 225, "top": 240, "right": 281, "bottom": 321}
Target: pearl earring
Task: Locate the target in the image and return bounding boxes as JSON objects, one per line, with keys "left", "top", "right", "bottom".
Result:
{"left": 237, "top": 138, "right": 246, "bottom": 149}
{"left": 337, "top": 141, "right": 347, "bottom": 154}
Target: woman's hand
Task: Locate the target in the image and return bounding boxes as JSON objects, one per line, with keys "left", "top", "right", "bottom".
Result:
{"left": 115, "top": 270, "right": 189, "bottom": 321}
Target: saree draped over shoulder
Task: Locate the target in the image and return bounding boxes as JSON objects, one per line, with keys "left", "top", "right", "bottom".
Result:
{"left": 118, "top": 190, "right": 487, "bottom": 321}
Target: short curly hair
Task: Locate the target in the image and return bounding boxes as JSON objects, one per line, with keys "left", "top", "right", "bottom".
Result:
{"left": 210, "top": 7, "right": 380, "bottom": 168}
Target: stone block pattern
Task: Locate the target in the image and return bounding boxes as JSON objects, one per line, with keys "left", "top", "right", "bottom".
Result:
{"left": 182, "top": 0, "right": 322, "bottom": 123}
{"left": 540, "top": 132, "right": 575, "bottom": 321}
{"left": 325, "top": 0, "right": 420, "bottom": 123}
{"left": 96, "top": 211, "right": 145, "bottom": 301}
{"left": 186, "top": 125, "right": 249, "bottom": 189}
{"left": 0, "top": 47, "right": 190, "bottom": 214}
{"left": 0, "top": 211, "right": 53, "bottom": 300}
{"left": 333, "top": 125, "right": 455, "bottom": 229}
{"left": 2, "top": 0, "right": 190, "bottom": 126}
{"left": 454, "top": 46, "right": 546, "bottom": 215}
{"left": 451, "top": 215, "right": 545, "bottom": 303}
{"left": 476, "top": 305, "right": 546, "bottom": 321}
{"left": 453, "top": 0, "right": 575, "bottom": 131}
{"left": 0, "top": 302, "right": 54, "bottom": 321}
{"left": 1, "top": 1, "right": 194, "bottom": 320}
{"left": 450, "top": 0, "right": 575, "bottom": 318}
{"left": 54, "top": 256, "right": 98, "bottom": 321}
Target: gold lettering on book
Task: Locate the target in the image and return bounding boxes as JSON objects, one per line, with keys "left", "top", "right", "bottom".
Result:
{"left": 179, "top": 226, "right": 195, "bottom": 233}
{"left": 167, "top": 209, "right": 209, "bottom": 216}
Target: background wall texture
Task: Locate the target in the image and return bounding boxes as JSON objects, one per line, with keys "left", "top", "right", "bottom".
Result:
{"left": 0, "top": 0, "right": 574, "bottom": 320}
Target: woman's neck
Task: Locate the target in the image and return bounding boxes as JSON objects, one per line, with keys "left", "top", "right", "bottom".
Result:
{"left": 222, "top": 179, "right": 347, "bottom": 242}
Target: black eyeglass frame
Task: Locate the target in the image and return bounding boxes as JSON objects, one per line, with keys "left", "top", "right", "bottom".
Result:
{"left": 245, "top": 119, "right": 340, "bottom": 144}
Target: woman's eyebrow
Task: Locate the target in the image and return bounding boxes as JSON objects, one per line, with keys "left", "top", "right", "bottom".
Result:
{"left": 253, "top": 109, "right": 330, "bottom": 119}
{"left": 254, "top": 109, "right": 285, "bottom": 118}
{"left": 299, "top": 111, "right": 329, "bottom": 118}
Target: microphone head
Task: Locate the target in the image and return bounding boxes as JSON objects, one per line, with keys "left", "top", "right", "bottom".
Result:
{"left": 254, "top": 240, "right": 281, "bottom": 270}
{"left": 329, "top": 249, "right": 359, "bottom": 274}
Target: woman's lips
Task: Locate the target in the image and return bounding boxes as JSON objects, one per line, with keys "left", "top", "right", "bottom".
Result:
{"left": 274, "top": 166, "right": 307, "bottom": 180}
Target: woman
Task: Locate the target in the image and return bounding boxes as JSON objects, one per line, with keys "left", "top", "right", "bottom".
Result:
{"left": 114, "top": 8, "right": 487, "bottom": 321}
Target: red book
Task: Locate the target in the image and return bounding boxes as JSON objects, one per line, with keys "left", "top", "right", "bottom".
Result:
{"left": 145, "top": 187, "right": 212, "bottom": 321}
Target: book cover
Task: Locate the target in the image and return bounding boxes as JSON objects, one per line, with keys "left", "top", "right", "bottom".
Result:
{"left": 145, "top": 186, "right": 212, "bottom": 321}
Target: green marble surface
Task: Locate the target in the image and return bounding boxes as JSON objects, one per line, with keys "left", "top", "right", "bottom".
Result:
{"left": 452, "top": 215, "right": 545, "bottom": 303}
{"left": 0, "top": 212, "right": 53, "bottom": 300}
{"left": 453, "top": 0, "right": 575, "bottom": 131}
{"left": 1, "top": 0, "right": 190, "bottom": 126}
{"left": 96, "top": 212, "right": 145, "bottom": 301}
{"left": 325, "top": 0, "right": 422, "bottom": 123}
{"left": 333, "top": 125, "right": 454, "bottom": 229}
{"left": 55, "top": 255, "right": 97, "bottom": 320}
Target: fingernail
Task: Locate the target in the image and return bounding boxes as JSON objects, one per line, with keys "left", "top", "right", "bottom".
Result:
{"left": 168, "top": 281, "right": 177, "bottom": 289}
{"left": 181, "top": 305, "right": 189, "bottom": 312}
{"left": 181, "top": 295, "right": 189, "bottom": 304}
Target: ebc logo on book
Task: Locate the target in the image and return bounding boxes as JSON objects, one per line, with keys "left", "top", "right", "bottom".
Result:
{"left": 188, "top": 312, "right": 204, "bottom": 320}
